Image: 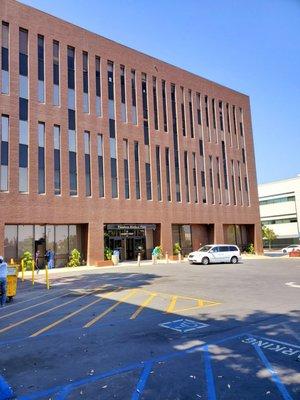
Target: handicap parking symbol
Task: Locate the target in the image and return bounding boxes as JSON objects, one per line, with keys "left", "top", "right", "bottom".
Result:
{"left": 159, "top": 318, "right": 209, "bottom": 333}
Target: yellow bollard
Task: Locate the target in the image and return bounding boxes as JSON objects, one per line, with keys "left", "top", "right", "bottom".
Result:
{"left": 45, "top": 264, "right": 50, "bottom": 290}
{"left": 137, "top": 252, "right": 141, "bottom": 267}
{"left": 10, "top": 258, "right": 14, "bottom": 265}
{"left": 21, "top": 259, "right": 25, "bottom": 282}
{"left": 31, "top": 260, "right": 35, "bottom": 286}
{"left": 165, "top": 252, "right": 169, "bottom": 263}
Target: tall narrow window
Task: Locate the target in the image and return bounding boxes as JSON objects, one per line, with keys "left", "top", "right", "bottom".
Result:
{"left": 192, "top": 152, "right": 198, "bottom": 203}
{"left": 162, "top": 80, "right": 168, "bottom": 132}
{"left": 199, "top": 139, "right": 204, "bottom": 156}
{"left": 120, "top": 66, "right": 126, "bottom": 122}
{"left": 209, "top": 156, "right": 214, "bottom": 204}
{"left": 196, "top": 93, "right": 201, "bottom": 125}
{"left": 153, "top": 77, "right": 158, "bottom": 130}
{"left": 134, "top": 141, "right": 140, "bottom": 199}
{"left": 142, "top": 73, "right": 152, "bottom": 200}
{"left": 82, "top": 52, "right": 89, "bottom": 113}
{"left": 205, "top": 96, "right": 209, "bottom": 128}
{"left": 201, "top": 171, "right": 206, "bottom": 203}
{"left": 19, "top": 28, "right": 28, "bottom": 193}
{"left": 181, "top": 87, "right": 186, "bottom": 137}
{"left": 212, "top": 99, "right": 216, "bottom": 129}
{"left": 231, "top": 160, "right": 236, "bottom": 205}
{"left": 226, "top": 103, "right": 230, "bottom": 132}
{"left": 171, "top": 84, "right": 181, "bottom": 201}
{"left": 245, "top": 176, "right": 249, "bottom": 206}
{"left": 238, "top": 160, "right": 243, "bottom": 205}
{"left": 53, "top": 41, "right": 60, "bottom": 106}
{"left": 38, "top": 122, "right": 45, "bottom": 194}
{"left": 53, "top": 125, "right": 61, "bottom": 195}
{"left": 84, "top": 131, "right": 91, "bottom": 196}
{"left": 108, "top": 61, "right": 118, "bottom": 198}
{"left": 239, "top": 108, "right": 244, "bottom": 136}
{"left": 97, "top": 134, "right": 104, "bottom": 197}
{"left": 222, "top": 140, "right": 229, "bottom": 205}
{"left": 123, "top": 139, "right": 129, "bottom": 199}
{"left": 95, "top": 56, "right": 101, "bottom": 116}
{"left": 188, "top": 90, "right": 194, "bottom": 138}
{"left": 242, "top": 148, "right": 245, "bottom": 163}
{"left": 131, "top": 70, "right": 137, "bottom": 125}
{"left": 37, "top": 35, "right": 45, "bottom": 103}
{"left": 233, "top": 105, "right": 237, "bottom": 135}
{"left": 219, "top": 101, "right": 224, "bottom": 131}
{"left": 1, "top": 22, "right": 9, "bottom": 94}
{"left": 216, "top": 157, "right": 221, "bottom": 204}
{"left": 0, "top": 115, "right": 9, "bottom": 191}
{"left": 165, "top": 147, "right": 171, "bottom": 201}
{"left": 184, "top": 151, "right": 190, "bottom": 202}
{"left": 67, "top": 46, "right": 77, "bottom": 195}
{"left": 156, "top": 146, "right": 162, "bottom": 201}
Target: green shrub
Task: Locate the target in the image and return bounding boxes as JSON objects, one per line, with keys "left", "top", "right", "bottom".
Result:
{"left": 173, "top": 242, "right": 181, "bottom": 256}
{"left": 104, "top": 247, "right": 113, "bottom": 260}
{"left": 67, "top": 249, "right": 81, "bottom": 267}
{"left": 245, "top": 243, "right": 255, "bottom": 254}
{"left": 21, "top": 251, "right": 34, "bottom": 270}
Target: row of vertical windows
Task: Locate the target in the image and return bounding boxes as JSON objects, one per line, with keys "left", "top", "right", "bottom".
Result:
{"left": 1, "top": 22, "right": 9, "bottom": 94}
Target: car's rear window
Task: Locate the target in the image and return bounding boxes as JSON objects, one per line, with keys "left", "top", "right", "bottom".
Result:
{"left": 229, "top": 246, "right": 238, "bottom": 251}
{"left": 220, "top": 246, "right": 229, "bottom": 252}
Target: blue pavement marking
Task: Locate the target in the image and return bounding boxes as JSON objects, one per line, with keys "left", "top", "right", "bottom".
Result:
{"left": 159, "top": 318, "right": 209, "bottom": 333}
{"left": 247, "top": 334, "right": 294, "bottom": 400}
{"left": 131, "top": 361, "right": 153, "bottom": 400}
{"left": 0, "top": 374, "right": 14, "bottom": 400}
{"left": 250, "top": 335, "right": 300, "bottom": 350}
{"left": 203, "top": 345, "right": 217, "bottom": 400}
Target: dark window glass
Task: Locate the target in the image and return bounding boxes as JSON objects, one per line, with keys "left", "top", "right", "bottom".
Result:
{"left": 145, "top": 163, "right": 152, "bottom": 200}
{"left": 220, "top": 246, "right": 229, "bottom": 252}
{"left": 95, "top": 56, "right": 101, "bottom": 97}
{"left": 222, "top": 141, "right": 228, "bottom": 190}
{"left": 199, "top": 139, "right": 203, "bottom": 156}
{"left": 134, "top": 141, "right": 140, "bottom": 199}
{"left": 109, "top": 118, "right": 115, "bottom": 139}
{"left": 85, "top": 154, "right": 91, "bottom": 196}
{"left": 19, "top": 53, "right": 28, "bottom": 76}
{"left": 110, "top": 158, "right": 118, "bottom": 198}
{"left": 201, "top": 171, "right": 206, "bottom": 187}
{"left": 83, "top": 52, "right": 88, "bottom": 93}
{"left": 1, "top": 141, "right": 8, "bottom": 165}
{"left": 189, "top": 91, "right": 194, "bottom": 138}
{"left": 226, "top": 103, "right": 230, "bottom": 133}
{"left": 107, "top": 61, "right": 114, "bottom": 101}
{"left": 212, "top": 99, "right": 216, "bottom": 128}
{"left": 156, "top": 146, "right": 162, "bottom": 201}
{"left": 205, "top": 96, "right": 209, "bottom": 127}
{"left": 19, "top": 98, "right": 28, "bottom": 121}
{"left": 242, "top": 148, "right": 245, "bottom": 163}
{"left": 219, "top": 101, "right": 223, "bottom": 131}
{"left": 165, "top": 147, "right": 171, "bottom": 201}
{"left": 67, "top": 47, "right": 75, "bottom": 90}
{"left": 53, "top": 41, "right": 59, "bottom": 85}
{"left": 69, "top": 151, "right": 77, "bottom": 195}
{"left": 131, "top": 70, "right": 136, "bottom": 106}
{"left": 19, "top": 144, "right": 28, "bottom": 167}
{"left": 153, "top": 77, "right": 158, "bottom": 130}
{"left": 184, "top": 151, "right": 189, "bottom": 202}
{"left": 233, "top": 105, "right": 237, "bottom": 134}
{"left": 142, "top": 74, "right": 148, "bottom": 120}
{"left": 143, "top": 121, "right": 149, "bottom": 145}
{"left": 162, "top": 80, "right": 168, "bottom": 132}
{"left": 2, "top": 47, "right": 9, "bottom": 71}
{"left": 240, "top": 122, "right": 244, "bottom": 136}
{"left": 68, "top": 109, "right": 76, "bottom": 130}
{"left": 120, "top": 66, "right": 126, "bottom": 103}
{"left": 38, "top": 35, "right": 44, "bottom": 81}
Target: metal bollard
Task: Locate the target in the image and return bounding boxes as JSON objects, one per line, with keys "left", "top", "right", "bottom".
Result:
{"left": 21, "top": 259, "right": 25, "bottom": 282}
{"left": 45, "top": 264, "right": 50, "bottom": 290}
{"left": 165, "top": 252, "right": 169, "bottom": 263}
{"left": 178, "top": 252, "right": 182, "bottom": 263}
{"left": 152, "top": 255, "right": 155, "bottom": 265}
{"left": 137, "top": 252, "right": 141, "bottom": 267}
{"left": 31, "top": 260, "right": 35, "bottom": 286}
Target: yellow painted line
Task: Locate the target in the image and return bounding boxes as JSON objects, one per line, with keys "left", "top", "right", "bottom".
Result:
{"left": 30, "top": 287, "right": 120, "bottom": 337}
{"left": 130, "top": 293, "right": 157, "bottom": 320}
{"left": 84, "top": 289, "right": 137, "bottom": 328}
{"left": 0, "top": 286, "right": 107, "bottom": 334}
{"left": 166, "top": 295, "right": 178, "bottom": 313}
{"left": 139, "top": 288, "right": 220, "bottom": 304}
{"left": 175, "top": 300, "right": 221, "bottom": 313}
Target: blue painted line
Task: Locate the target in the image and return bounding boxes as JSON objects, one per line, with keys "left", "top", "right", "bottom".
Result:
{"left": 203, "top": 345, "right": 217, "bottom": 400}
{"left": 0, "top": 375, "right": 14, "bottom": 400}
{"left": 131, "top": 361, "right": 153, "bottom": 400}
{"left": 251, "top": 340, "right": 294, "bottom": 400}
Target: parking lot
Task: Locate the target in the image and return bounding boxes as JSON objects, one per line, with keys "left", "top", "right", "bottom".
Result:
{"left": 0, "top": 258, "right": 299, "bottom": 399}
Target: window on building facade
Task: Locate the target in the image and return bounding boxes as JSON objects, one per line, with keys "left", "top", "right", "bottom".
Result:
{"left": 84, "top": 131, "right": 91, "bottom": 196}
{"left": 123, "top": 139, "right": 129, "bottom": 199}
{"left": 226, "top": 103, "right": 230, "bottom": 133}
{"left": 1, "top": 22, "right": 9, "bottom": 94}
{"left": 242, "top": 148, "right": 245, "bottom": 163}
{"left": 0, "top": 115, "right": 9, "bottom": 191}
{"left": 108, "top": 61, "right": 118, "bottom": 198}
{"left": 38, "top": 122, "right": 45, "bottom": 194}
{"left": 165, "top": 147, "right": 171, "bottom": 201}
{"left": 153, "top": 77, "right": 158, "bottom": 130}
{"left": 239, "top": 108, "right": 244, "bottom": 136}
{"left": 216, "top": 156, "right": 221, "bottom": 204}
{"left": 134, "top": 141, "right": 140, "bottom": 199}
{"left": 95, "top": 56, "right": 101, "bottom": 116}
{"left": 196, "top": 93, "right": 201, "bottom": 125}
{"left": 205, "top": 96, "right": 209, "bottom": 128}
{"left": 19, "top": 28, "right": 28, "bottom": 193}
{"left": 53, "top": 40, "right": 60, "bottom": 106}
{"left": 233, "top": 105, "right": 237, "bottom": 135}
{"left": 192, "top": 152, "right": 198, "bottom": 203}
{"left": 120, "top": 65, "right": 126, "bottom": 122}
{"left": 209, "top": 155, "right": 214, "bottom": 204}
{"left": 82, "top": 51, "right": 89, "bottom": 113}
{"left": 212, "top": 99, "right": 216, "bottom": 129}
{"left": 184, "top": 151, "right": 190, "bottom": 202}
{"left": 162, "top": 80, "right": 168, "bottom": 132}
{"left": 97, "top": 134, "right": 104, "bottom": 197}
{"left": 231, "top": 160, "right": 236, "bottom": 205}
{"left": 188, "top": 90, "right": 194, "bottom": 138}
{"left": 156, "top": 146, "right": 162, "bottom": 201}
{"left": 142, "top": 73, "right": 152, "bottom": 200}
{"left": 201, "top": 170, "right": 207, "bottom": 203}
{"left": 219, "top": 101, "right": 224, "bottom": 131}
{"left": 68, "top": 129, "right": 77, "bottom": 196}
{"left": 171, "top": 83, "right": 181, "bottom": 202}
{"left": 131, "top": 69, "right": 137, "bottom": 125}
{"left": 53, "top": 125, "right": 61, "bottom": 195}
{"left": 37, "top": 35, "right": 45, "bottom": 103}
{"left": 181, "top": 87, "right": 186, "bottom": 137}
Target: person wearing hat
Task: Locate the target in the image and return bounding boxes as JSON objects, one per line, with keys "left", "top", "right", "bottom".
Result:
{"left": 0, "top": 256, "right": 8, "bottom": 307}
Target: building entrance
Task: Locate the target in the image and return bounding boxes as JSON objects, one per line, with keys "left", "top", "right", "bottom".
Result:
{"left": 104, "top": 224, "right": 156, "bottom": 261}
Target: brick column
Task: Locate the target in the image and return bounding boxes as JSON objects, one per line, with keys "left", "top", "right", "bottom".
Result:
{"left": 87, "top": 222, "right": 103, "bottom": 266}
{"left": 254, "top": 223, "right": 263, "bottom": 254}
{"left": 161, "top": 223, "right": 172, "bottom": 257}
{"left": 214, "top": 223, "right": 224, "bottom": 244}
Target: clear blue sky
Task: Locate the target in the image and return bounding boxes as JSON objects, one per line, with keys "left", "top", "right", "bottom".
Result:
{"left": 20, "top": 0, "right": 300, "bottom": 184}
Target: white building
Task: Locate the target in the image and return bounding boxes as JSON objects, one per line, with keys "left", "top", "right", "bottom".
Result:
{"left": 258, "top": 175, "right": 300, "bottom": 248}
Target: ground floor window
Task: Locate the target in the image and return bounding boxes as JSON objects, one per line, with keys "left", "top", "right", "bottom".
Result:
{"left": 104, "top": 224, "right": 157, "bottom": 261}
{"left": 4, "top": 224, "right": 85, "bottom": 268}
{"left": 172, "top": 225, "right": 192, "bottom": 256}
{"left": 224, "top": 224, "right": 252, "bottom": 251}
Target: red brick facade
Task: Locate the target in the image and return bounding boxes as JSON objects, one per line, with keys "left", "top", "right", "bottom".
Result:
{"left": 0, "top": 0, "right": 263, "bottom": 265}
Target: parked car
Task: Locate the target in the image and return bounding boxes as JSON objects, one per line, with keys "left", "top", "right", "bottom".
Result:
{"left": 188, "top": 244, "right": 241, "bottom": 265}
{"left": 281, "top": 245, "right": 300, "bottom": 254}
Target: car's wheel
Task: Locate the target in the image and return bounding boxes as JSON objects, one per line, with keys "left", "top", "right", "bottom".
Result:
{"left": 202, "top": 257, "right": 209, "bottom": 265}
{"left": 189, "top": 261, "right": 194, "bottom": 265}
{"left": 230, "top": 256, "right": 238, "bottom": 264}
{"left": 283, "top": 250, "right": 287, "bottom": 254}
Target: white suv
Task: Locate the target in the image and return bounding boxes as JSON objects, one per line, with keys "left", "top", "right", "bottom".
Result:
{"left": 188, "top": 244, "right": 241, "bottom": 265}
{"left": 281, "top": 245, "right": 300, "bottom": 254}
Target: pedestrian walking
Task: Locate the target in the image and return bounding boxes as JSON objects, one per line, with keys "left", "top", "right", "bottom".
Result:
{"left": 46, "top": 249, "right": 55, "bottom": 269}
{"left": 0, "top": 256, "right": 8, "bottom": 307}
{"left": 35, "top": 249, "right": 40, "bottom": 273}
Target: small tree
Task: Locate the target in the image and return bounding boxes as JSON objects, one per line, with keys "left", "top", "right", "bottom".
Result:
{"left": 67, "top": 249, "right": 81, "bottom": 267}
{"left": 21, "top": 251, "right": 34, "bottom": 271}
{"left": 262, "top": 226, "right": 277, "bottom": 249}
{"left": 173, "top": 242, "right": 181, "bottom": 256}
{"left": 104, "top": 247, "right": 113, "bottom": 260}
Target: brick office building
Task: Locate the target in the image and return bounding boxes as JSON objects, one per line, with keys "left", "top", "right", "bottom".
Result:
{"left": 0, "top": 0, "right": 262, "bottom": 266}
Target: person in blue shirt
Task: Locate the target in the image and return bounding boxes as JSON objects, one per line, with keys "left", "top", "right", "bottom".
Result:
{"left": 45, "top": 249, "right": 55, "bottom": 269}
{"left": 0, "top": 256, "right": 8, "bottom": 307}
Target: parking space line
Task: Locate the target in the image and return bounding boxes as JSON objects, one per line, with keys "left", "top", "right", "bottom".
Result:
{"left": 166, "top": 295, "right": 178, "bottom": 313}
{"left": 0, "top": 286, "right": 106, "bottom": 334}
{"left": 130, "top": 293, "right": 157, "bottom": 320}
{"left": 252, "top": 340, "right": 293, "bottom": 400}
{"left": 131, "top": 361, "right": 153, "bottom": 400}
{"left": 30, "top": 288, "right": 120, "bottom": 337}
{"left": 84, "top": 289, "right": 138, "bottom": 328}
{"left": 203, "top": 345, "right": 217, "bottom": 400}
{"left": 0, "top": 374, "right": 15, "bottom": 400}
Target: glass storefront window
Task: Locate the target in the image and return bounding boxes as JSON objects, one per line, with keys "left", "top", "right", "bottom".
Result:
{"left": 18, "top": 225, "right": 33, "bottom": 258}
{"left": 55, "top": 225, "right": 68, "bottom": 254}
{"left": 69, "top": 225, "right": 77, "bottom": 251}
{"left": 4, "top": 225, "right": 17, "bottom": 261}
{"left": 46, "top": 225, "right": 55, "bottom": 251}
